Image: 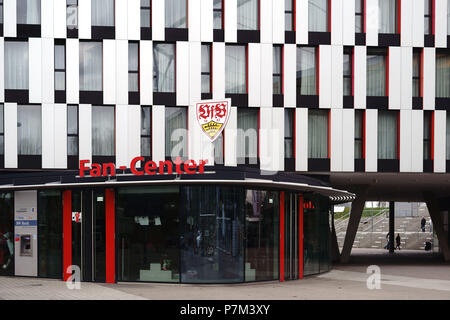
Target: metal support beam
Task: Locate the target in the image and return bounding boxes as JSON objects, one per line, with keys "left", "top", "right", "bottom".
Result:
{"left": 389, "top": 201, "right": 395, "bottom": 254}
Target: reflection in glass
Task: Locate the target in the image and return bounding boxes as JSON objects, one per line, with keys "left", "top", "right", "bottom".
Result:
{"left": 367, "top": 53, "right": 387, "bottom": 96}
{"left": 378, "top": 111, "right": 398, "bottom": 160}
{"left": 308, "top": 0, "right": 328, "bottom": 32}
{"left": 0, "top": 193, "right": 14, "bottom": 276}
{"left": 17, "top": 0, "right": 41, "bottom": 24}
{"left": 226, "top": 45, "right": 247, "bottom": 94}
{"left": 297, "top": 47, "right": 317, "bottom": 95}
{"left": 79, "top": 42, "right": 103, "bottom": 91}
{"left": 237, "top": 0, "right": 259, "bottom": 30}
{"left": 17, "top": 105, "right": 42, "bottom": 156}
{"left": 92, "top": 106, "right": 115, "bottom": 157}
{"left": 5, "top": 41, "right": 29, "bottom": 90}
{"left": 153, "top": 43, "right": 175, "bottom": 93}
{"left": 308, "top": 109, "right": 328, "bottom": 159}
{"left": 91, "top": 0, "right": 114, "bottom": 27}
{"left": 165, "top": 0, "right": 187, "bottom": 28}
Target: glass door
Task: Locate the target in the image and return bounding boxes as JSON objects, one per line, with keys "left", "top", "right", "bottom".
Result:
{"left": 284, "top": 193, "right": 299, "bottom": 280}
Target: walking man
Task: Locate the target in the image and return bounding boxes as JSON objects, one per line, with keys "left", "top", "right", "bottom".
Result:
{"left": 421, "top": 216, "right": 426, "bottom": 232}
{"left": 395, "top": 233, "right": 401, "bottom": 250}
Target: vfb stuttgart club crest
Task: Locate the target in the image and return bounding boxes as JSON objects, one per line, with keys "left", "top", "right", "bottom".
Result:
{"left": 196, "top": 99, "right": 231, "bottom": 142}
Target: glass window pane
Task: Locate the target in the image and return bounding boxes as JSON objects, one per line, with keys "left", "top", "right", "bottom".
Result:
{"left": 214, "top": 133, "right": 224, "bottom": 164}
{"left": 92, "top": 106, "right": 115, "bottom": 156}
{"left": 55, "top": 71, "right": 66, "bottom": 91}
{"left": 379, "top": 0, "right": 397, "bottom": 33}
{"left": 141, "top": 107, "right": 151, "bottom": 136}
{"left": 308, "top": 109, "right": 328, "bottom": 159}
{"left": 201, "top": 45, "right": 211, "bottom": 73}
{"left": 297, "top": 47, "right": 317, "bottom": 95}
{"left": 213, "top": 10, "right": 223, "bottom": 29}
{"left": 165, "top": 0, "right": 187, "bottom": 28}
{"left": 308, "top": 0, "right": 329, "bottom": 32}
{"left": 67, "top": 1, "right": 78, "bottom": 29}
{"left": 153, "top": 43, "right": 175, "bottom": 93}
{"left": 378, "top": 111, "right": 398, "bottom": 160}
{"left": 79, "top": 42, "right": 103, "bottom": 91}
{"left": 165, "top": 107, "right": 187, "bottom": 158}
{"left": 129, "top": 43, "right": 139, "bottom": 71}
{"left": 67, "top": 105, "right": 78, "bottom": 135}
{"left": 436, "top": 53, "right": 450, "bottom": 98}
{"left": 201, "top": 74, "right": 211, "bottom": 94}
{"left": 273, "top": 76, "right": 282, "bottom": 95}
{"left": 237, "top": 109, "right": 258, "bottom": 161}
{"left": 68, "top": 136, "right": 78, "bottom": 156}
{"left": 0, "top": 104, "right": 3, "bottom": 134}
{"left": 17, "top": 105, "right": 42, "bottom": 155}
{"left": 55, "top": 45, "right": 65, "bottom": 70}
{"left": 0, "top": 136, "right": 4, "bottom": 156}
{"left": 285, "top": 13, "right": 293, "bottom": 31}
{"left": 5, "top": 41, "right": 29, "bottom": 90}
{"left": 285, "top": 109, "right": 294, "bottom": 158}
{"left": 92, "top": 0, "right": 114, "bottom": 26}
{"left": 141, "top": 8, "right": 150, "bottom": 28}
{"left": 129, "top": 73, "right": 139, "bottom": 92}
{"left": 225, "top": 46, "right": 247, "bottom": 94}
{"left": 367, "top": 53, "right": 387, "bottom": 96}
{"left": 237, "top": 0, "right": 259, "bottom": 30}
{"left": 0, "top": 193, "right": 15, "bottom": 276}
{"left": 17, "top": 0, "right": 41, "bottom": 24}
{"left": 141, "top": 137, "right": 151, "bottom": 157}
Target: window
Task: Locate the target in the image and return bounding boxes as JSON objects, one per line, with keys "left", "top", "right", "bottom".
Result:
{"left": 424, "top": 111, "right": 432, "bottom": 160}
{"left": 153, "top": 43, "right": 175, "bottom": 93}
{"left": 165, "top": 107, "right": 187, "bottom": 159}
{"left": 226, "top": 45, "right": 247, "bottom": 94}
{"left": 201, "top": 44, "right": 212, "bottom": 94}
{"left": 308, "top": 109, "right": 328, "bottom": 159}
{"left": 92, "top": 106, "right": 115, "bottom": 157}
{"left": 273, "top": 46, "right": 283, "bottom": 95}
{"left": 448, "top": 0, "right": 450, "bottom": 35}
{"left": 165, "top": 0, "right": 187, "bottom": 28}
{"left": 91, "top": 0, "right": 114, "bottom": 27}
{"left": 5, "top": 41, "right": 29, "bottom": 90}
{"left": 378, "top": 111, "right": 398, "bottom": 160}
{"left": 214, "top": 134, "right": 224, "bottom": 164}
{"left": 237, "top": 0, "right": 259, "bottom": 30}
{"left": 0, "top": 0, "right": 3, "bottom": 24}
{"left": 67, "top": 105, "right": 78, "bottom": 157}
{"left": 413, "top": 50, "right": 422, "bottom": 98}
{"left": 447, "top": 112, "right": 450, "bottom": 160}
{"left": 355, "top": 0, "right": 364, "bottom": 33}
{"left": 379, "top": 0, "right": 398, "bottom": 34}
{"left": 0, "top": 104, "right": 3, "bottom": 155}
{"left": 141, "top": 106, "right": 151, "bottom": 157}
{"left": 17, "top": 105, "right": 41, "bottom": 156}
{"left": 55, "top": 42, "right": 66, "bottom": 91}
{"left": 425, "top": 0, "right": 433, "bottom": 35}
{"left": 285, "top": 0, "right": 294, "bottom": 31}
{"left": 237, "top": 108, "right": 259, "bottom": 162}
{"left": 141, "top": 0, "right": 151, "bottom": 28}
{"left": 308, "top": 0, "right": 329, "bottom": 32}
{"left": 67, "top": 0, "right": 78, "bottom": 30}
{"left": 343, "top": 48, "right": 353, "bottom": 96}
{"left": 355, "top": 110, "right": 364, "bottom": 159}
{"left": 367, "top": 48, "right": 387, "bottom": 96}
{"left": 17, "top": 0, "right": 41, "bottom": 25}
{"left": 129, "top": 42, "right": 139, "bottom": 93}
{"left": 297, "top": 46, "right": 317, "bottom": 95}
{"left": 213, "top": 0, "right": 223, "bottom": 30}
{"left": 436, "top": 52, "right": 450, "bottom": 98}
{"left": 285, "top": 109, "right": 295, "bottom": 159}
{"left": 79, "top": 42, "right": 102, "bottom": 91}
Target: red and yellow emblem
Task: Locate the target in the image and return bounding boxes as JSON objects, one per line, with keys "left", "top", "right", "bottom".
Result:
{"left": 196, "top": 100, "right": 231, "bottom": 142}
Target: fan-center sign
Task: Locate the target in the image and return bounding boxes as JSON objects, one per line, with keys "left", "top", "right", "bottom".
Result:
{"left": 196, "top": 99, "right": 231, "bottom": 142}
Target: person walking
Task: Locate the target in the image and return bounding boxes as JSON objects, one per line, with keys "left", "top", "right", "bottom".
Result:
{"left": 384, "top": 233, "right": 390, "bottom": 250}
{"left": 421, "top": 216, "right": 426, "bottom": 232}
{"left": 395, "top": 233, "right": 401, "bottom": 250}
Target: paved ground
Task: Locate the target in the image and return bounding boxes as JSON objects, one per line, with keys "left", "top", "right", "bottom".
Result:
{"left": 0, "top": 249, "right": 449, "bottom": 300}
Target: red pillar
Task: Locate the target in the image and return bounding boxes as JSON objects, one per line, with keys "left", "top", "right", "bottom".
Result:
{"left": 105, "top": 189, "right": 115, "bottom": 284}
{"left": 280, "top": 192, "right": 285, "bottom": 282}
{"left": 63, "top": 190, "right": 72, "bottom": 281}
{"left": 299, "top": 195, "right": 304, "bottom": 280}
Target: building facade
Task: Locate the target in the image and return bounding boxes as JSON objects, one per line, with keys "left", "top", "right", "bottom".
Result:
{"left": 0, "top": 0, "right": 449, "bottom": 283}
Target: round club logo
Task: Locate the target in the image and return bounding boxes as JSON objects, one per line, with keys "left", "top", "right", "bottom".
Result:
{"left": 196, "top": 99, "right": 231, "bottom": 142}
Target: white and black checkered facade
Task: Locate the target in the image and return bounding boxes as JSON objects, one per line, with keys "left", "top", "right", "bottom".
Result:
{"left": 0, "top": 0, "right": 450, "bottom": 177}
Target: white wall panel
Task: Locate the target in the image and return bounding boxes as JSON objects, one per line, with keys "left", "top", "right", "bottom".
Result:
{"left": 41, "top": 38, "right": 55, "bottom": 104}
{"left": 176, "top": 42, "right": 190, "bottom": 106}
{"left": 400, "top": 110, "right": 412, "bottom": 172}
{"left": 284, "top": 44, "right": 297, "bottom": 107}
{"left": 342, "top": 0, "right": 355, "bottom": 45}
{"left": 330, "top": 109, "right": 343, "bottom": 172}
{"left": 354, "top": 46, "right": 366, "bottom": 109}
{"left": 42, "top": 104, "right": 55, "bottom": 168}
{"left": 423, "top": 48, "right": 436, "bottom": 110}
{"left": 152, "top": 0, "right": 165, "bottom": 41}
{"left": 400, "top": 47, "right": 412, "bottom": 109}
{"left": 78, "top": 0, "right": 91, "bottom": 39}
{"left": 411, "top": 110, "right": 424, "bottom": 172}
{"left": 272, "top": 108, "right": 284, "bottom": 171}
{"left": 115, "top": 105, "right": 128, "bottom": 167}
{"left": 435, "top": 0, "right": 448, "bottom": 48}
{"left": 389, "top": 47, "right": 401, "bottom": 110}
{"left": 66, "top": 39, "right": 80, "bottom": 104}
{"left": 189, "top": 0, "right": 201, "bottom": 41}
{"left": 54, "top": 0, "right": 67, "bottom": 38}
{"left": 0, "top": 39, "right": 4, "bottom": 102}
{"left": 4, "top": 103, "right": 17, "bottom": 168}
{"left": 78, "top": 104, "right": 92, "bottom": 164}
{"left": 434, "top": 111, "right": 446, "bottom": 173}
{"left": 366, "top": 0, "right": 378, "bottom": 46}
{"left": 259, "top": 108, "right": 273, "bottom": 171}
{"left": 412, "top": 0, "right": 425, "bottom": 47}
{"left": 296, "top": 0, "right": 308, "bottom": 44}
{"left": 212, "top": 42, "right": 225, "bottom": 99}
{"left": 54, "top": 104, "right": 67, "bottom": 168}
{"left": 115, "top": 0, "right": 128, "bottom": 40}
{"left": 260, "top": 44, "right": 273, "bottom": 107}
{"left": 342, "top": 109, "right": 355, "bottom": 172}
{"left": 272, "top": 0, "right": 284, "bottom": 44}
{"left": 248, "top": 43, "right": 261, "bottom": 107}
{"left": 295, "top": 108, "right": 308, "bottom": 171}
{"left": 128, "top": 0, "right": 141, "bottom": 40}
{"left": 41, "top": 0, "right": 54, "bottom": 38}
{"left": 319, "top": 45, "right": 332, "bottom": 108}
{"left": 224, "top": 0, "right": 237, "bottom": 42}
{"left": 400, "top": 0, "right": 413, "bottom": 46}
{"left": 127, "top": 105, "right": 141, "bottom": 163}
{"left": 188, "top": 106, "right": 201, "bottom": 162}
{"left": 260, "top": 0, "right": 273, "bottom": 44}
{"left": 116, "top": 40, "right": 128, "bottom": 105}
{"left": 29, "top": 38, "right": 42, "bottom": 103}
{"left": 224, "top": 107, "right": 237, "bottom": 166}
{"left": 331, "top": 0, "right": 343, "bottom": 45}
{"left": 4, "top": 0, "right": 17, "bottom": 37}
{"left": 103, "top": 40, "right": 116, "bottom": 105}
{"left": 152, "top": 105, "right": 165, "bottom": 163}
{"left": 365, "top": 109, "right": 378, "bottom": 172}
{"left": 331, "top": 45, "right": 343, "bottom": 108}
{"left": 200, "top": 0, "right": 213, "bottom": 42}
{"left": 140, "top": 40, "right": 153, "bottom": 105}
{"left": 189, "top": 42, "right": 201, "bottom": 105}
